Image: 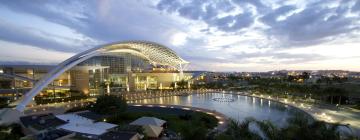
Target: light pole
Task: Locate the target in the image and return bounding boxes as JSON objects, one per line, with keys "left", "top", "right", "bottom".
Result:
{"left": 104, "top": 79, "right": 110, "bottom": 95}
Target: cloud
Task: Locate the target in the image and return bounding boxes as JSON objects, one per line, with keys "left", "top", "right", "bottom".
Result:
{"left": 156, "top": 0, "right": 255, "bottom": 32}
{"left": 261, "top": 1, "right": 360, "bottom": 47}
{"left": 0, "top": 0, "right": 185, "bottom": 47}
{"left": 0, "top": 0, "right": 360, "bottom": 71}
{"left": 156, "top": 0, "right": 360, "bottom": 48}
{"left": 171, "top": 32, "right": 188, "bottom": 46}
{"left": 0, "top": 40, "right": 74, "bottom": 64}
{"left": 232, "top": 51, "right": 327, "bottom": 64}
{"left": 352, "top": 0, "right": 360, "bottom": 12}
{"left": 0, "top": 18, "right": 91, "bottom": 52}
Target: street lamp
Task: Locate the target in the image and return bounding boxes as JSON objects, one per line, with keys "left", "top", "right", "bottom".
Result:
{"left": 104, "top": 79, "right": 110, "bottom": 95}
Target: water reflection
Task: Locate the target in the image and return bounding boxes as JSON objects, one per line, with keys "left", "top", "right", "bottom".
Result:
{"left": 268, "top": 100, "right": 271, "bottom": 107}
{"left": 135, "top": 92, "right": 303, "bottom": 126}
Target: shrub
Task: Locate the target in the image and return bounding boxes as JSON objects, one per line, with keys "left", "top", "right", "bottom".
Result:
{"left": 91, "top": 95, "right": 127, "bottom": 115}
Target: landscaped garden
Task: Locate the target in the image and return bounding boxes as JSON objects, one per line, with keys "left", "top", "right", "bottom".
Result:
{"left": 0, "top": 123, "right": 24, "bottom": 139}
{"left": 64, "top": 94, "right": 360, "bottom": 140}
{"left": 68, "top": 95, "right": 219, "bottom": 139}
{"left": 106, "top": 110, "right": 218, "bottom": 139}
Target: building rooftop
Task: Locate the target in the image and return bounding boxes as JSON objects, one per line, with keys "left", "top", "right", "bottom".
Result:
{"left": 20, "top": 113, "right": 67, "bottom": 130}
{"left": 99, "top": 131, "right": 139, "bottom": 140}
{"left": 56, "top": 114, "right": 93, "bottom": 124}
{"left": 35, "top": 129, "right": 72, "bottom": 140}
{"left": 129, "top": 116, "right": 166, "bottom": 127}
{"left": 77, "top": 111, "right": 109, "bottom": 121}
{"left": 55, "top": 113, "right": 117, "bottom": 136}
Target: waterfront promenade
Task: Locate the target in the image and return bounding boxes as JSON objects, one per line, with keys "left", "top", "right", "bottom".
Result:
{"left": 21, "top": 89, "right": 360, "bottom": 136}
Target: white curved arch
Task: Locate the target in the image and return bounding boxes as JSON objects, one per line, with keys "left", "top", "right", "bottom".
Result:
{"left": 15, "top": 41, "right": 189, "bottom": 112}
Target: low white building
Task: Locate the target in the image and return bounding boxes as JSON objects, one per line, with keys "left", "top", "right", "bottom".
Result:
{"left": 130, "top": 116, "right": 166, "bottom": 138}
{"left": 55, "top": 114, "right": 117, "bottom": 139}
{"left": 129, "top": 116, "right": 166, "bottom": 127}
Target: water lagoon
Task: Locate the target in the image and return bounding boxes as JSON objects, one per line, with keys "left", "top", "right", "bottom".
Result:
{"left": 134, "top": 92, "right": 308, "bottom": 126}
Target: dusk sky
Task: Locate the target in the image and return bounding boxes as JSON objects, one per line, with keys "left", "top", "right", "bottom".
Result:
{"left": 0, "top": 0, "right": 360, "bottom": 72}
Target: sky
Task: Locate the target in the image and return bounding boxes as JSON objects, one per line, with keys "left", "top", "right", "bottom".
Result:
{"left": 0, "top": 0, "right": 360, "bottom": 72}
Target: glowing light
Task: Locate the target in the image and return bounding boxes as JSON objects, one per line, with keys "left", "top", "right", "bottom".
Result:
{"left": 182, "top": 107, "right": 190, "bottom": 110}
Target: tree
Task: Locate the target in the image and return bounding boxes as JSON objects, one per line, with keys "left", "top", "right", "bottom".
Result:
{"left": 0, "top": 123, "right": 24, "bottom": 139}
{"left": 322, "top": 87, "right": 348, "bottom": 104}
{"left": 171, "top": 80, "right": 189, "bottom": 89}
{"left": 282, "top": 113, "right": 341, "bottom": 140}
{"left": 215, "top": 118, "right": 262, "bottom": 140}
{"left": 301, "top": 72, "right": 310, "bottom": 80}
{"left": 215, "top": 113, "right": 350, "bottom": 140}
{"left": 0, "top": 98, "right": 9, "bottom": 108}
{"left": 181, "top": 126, "right": 207, "bottom": 140}
{"left": 255, "top": 120, "right": 281, "bottom": 140}
{"left": 91, "top": 95, "right": 127, "bottom": 115}
{"left": 177, "top": 80, "right": 188, "bottom": 89}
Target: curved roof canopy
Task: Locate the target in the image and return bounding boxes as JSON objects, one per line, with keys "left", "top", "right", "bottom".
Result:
{"left": 102, "top": 41, "right": 188, "bottom": 67}
{"left": 15, "top": 41, "right": 188, "bottom": 112}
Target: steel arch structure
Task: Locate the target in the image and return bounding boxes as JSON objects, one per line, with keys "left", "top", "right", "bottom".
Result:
{"left": 15, "top": 41, "right": 189, "bottom": 112}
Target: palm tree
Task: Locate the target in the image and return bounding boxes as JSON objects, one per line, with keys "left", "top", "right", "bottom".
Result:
{"left": 216, "top": 118, "right": 262, "bottom": 140}
{"left": 255, "top": 120, "right": 281, "bottom": 140}
{"left": 215, "top": 113, "right": 351, "bottom": 140}
{"left": 282, "top": 113, "right": 342, "bottom": 140}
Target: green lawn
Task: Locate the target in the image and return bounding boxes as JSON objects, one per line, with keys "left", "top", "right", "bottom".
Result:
{"left": 0, "top": 124, "right": 24, "bottom": 139}
{"left": 106, "top": 111, "right": 218, "bottom": 138}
